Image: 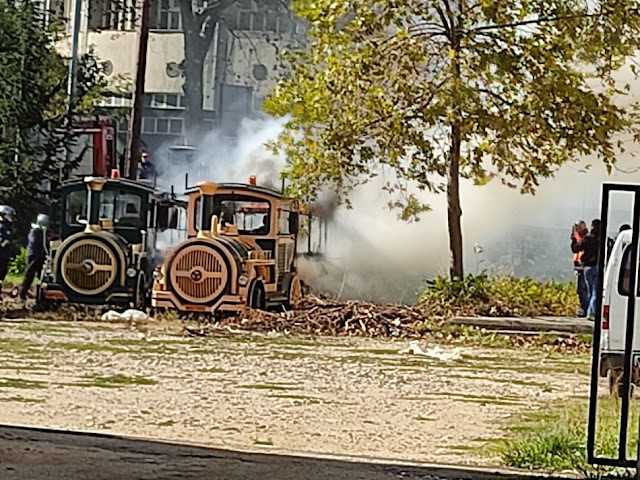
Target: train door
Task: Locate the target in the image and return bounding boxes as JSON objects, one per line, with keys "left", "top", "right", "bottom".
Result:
{"left": 276, "top": 207, "right": 298, "bottom": 289}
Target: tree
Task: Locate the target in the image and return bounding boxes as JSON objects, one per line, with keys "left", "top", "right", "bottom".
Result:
{"left": 0, "top": 0, "right": 108, "bottom": 236}
{"left": 177, "top": 0, "right": 298, "bottom": 143}
{"left": 178, "top": 0, "right": 236, "bottom": 143}
{"left": 264, "top": 0, "right": 640, "bottom": 279}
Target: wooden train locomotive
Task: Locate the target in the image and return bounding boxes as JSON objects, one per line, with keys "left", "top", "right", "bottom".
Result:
{"left": 38, "top": 174, "right": 184, "bottom": 308}
{"left": 151, "top": 179, "right": 304, "bottom": 314}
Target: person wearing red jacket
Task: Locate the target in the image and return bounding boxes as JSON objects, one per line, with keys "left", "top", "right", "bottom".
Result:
{"left": 571, "top": 220, "right": 589, "bottom": 317}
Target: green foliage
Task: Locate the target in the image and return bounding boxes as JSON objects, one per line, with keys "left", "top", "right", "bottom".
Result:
{"left": 8, "top": 248, "right": 26, "bottom": 276}
{"left": 0, "top": 0, "right": 108, "bottom": 236}
{"left": 496, "top": 398, "right": 638, "bottom": 475}
{"left": 418, "top": 274, "right": 578, "bottom": 317}
{"left": 265, "top": 0, "right": 640, "bottom": 277}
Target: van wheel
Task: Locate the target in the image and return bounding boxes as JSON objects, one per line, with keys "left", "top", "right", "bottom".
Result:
{"left": 249, "top": 282, "right": 266, "bottom": 310}
{"left": 608, "top": 369, "right": 626, "bottom": 398}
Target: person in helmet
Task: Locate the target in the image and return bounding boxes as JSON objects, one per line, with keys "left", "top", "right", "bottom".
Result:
{"left": 0, "top": 206, "right": 16, "bottom": 296}
{"left": 138, "top": 152, "right": 156, "bottom": 181}
{"left": 20, "top": 214, "right": 49, "bottom": 301}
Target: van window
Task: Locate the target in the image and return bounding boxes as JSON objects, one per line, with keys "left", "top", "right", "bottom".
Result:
{"left": 619, "top": 245, "right": 640, "bottom": 295}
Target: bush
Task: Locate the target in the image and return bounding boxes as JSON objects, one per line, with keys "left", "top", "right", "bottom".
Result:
{"left": 8, "top": 247, "right": 26, "bottom": 276}
{"left": 418, "top": 274, "right": 578, "bottom": 317}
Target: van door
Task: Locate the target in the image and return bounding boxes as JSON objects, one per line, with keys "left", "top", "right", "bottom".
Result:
{"left": 607, "top": 240, "right": 629, "bottom": 353}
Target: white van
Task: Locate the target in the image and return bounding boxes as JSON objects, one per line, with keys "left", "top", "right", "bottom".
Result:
{"left": 601, "top": 229, "right": 638, "bottom": 395}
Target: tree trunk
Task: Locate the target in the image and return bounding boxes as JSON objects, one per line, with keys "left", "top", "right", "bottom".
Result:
{"left": 447, "top": 122, "right": 464, "bottom": 280}
{"left": 179, "top": 2, "right": 219, "bottom": 146}
{"left": 182, "top": 42, "right": 207, "bottom": 145}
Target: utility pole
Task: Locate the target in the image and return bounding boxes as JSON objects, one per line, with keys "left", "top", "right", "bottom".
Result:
{"left": 126, "top": 0, "right": 152, "bottom": 179}
{"left": 66, "top": 0, "right": 82, "bottom": 115}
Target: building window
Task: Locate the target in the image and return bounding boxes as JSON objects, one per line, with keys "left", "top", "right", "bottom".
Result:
{"left": 144, "top": 93, "right": 186, "bottom": 110}
{"left": 88, "top": 0, "right": 135, "bottom": 31}
{"left": 229, "top": 0, "right": 296, "bottom": 34}
{"left": 99, "top": 95, "right": 133, "bottom": 108}
{"left": 154, "top": 0, "right": 181, "bottom": 31}
{"left": 142, "top": 117, "right": 184, "bottom": 136}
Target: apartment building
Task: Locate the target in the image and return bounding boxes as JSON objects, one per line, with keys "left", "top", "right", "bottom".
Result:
{"left": 55, "top": 0, "right": 304, "bottom": 153}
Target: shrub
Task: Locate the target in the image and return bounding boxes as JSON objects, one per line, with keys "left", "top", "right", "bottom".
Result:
{"left": 8, "top": 247, "right": 27, "bottom": 276}
{"left": 418, "top": 274, "right": 578, "bottom": 317}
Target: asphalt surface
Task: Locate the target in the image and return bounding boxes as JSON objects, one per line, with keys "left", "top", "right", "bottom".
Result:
{"left": 0, "top": 425, "right": 559, "bottom": 480}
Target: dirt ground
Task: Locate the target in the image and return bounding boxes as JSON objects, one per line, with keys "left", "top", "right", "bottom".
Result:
{"left": 0, "top": 317, "right": 590, "bottom": 467}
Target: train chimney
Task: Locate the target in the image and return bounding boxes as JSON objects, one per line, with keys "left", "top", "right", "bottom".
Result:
{"left": 249, "top": 175, "right": 256, "bottom": 186}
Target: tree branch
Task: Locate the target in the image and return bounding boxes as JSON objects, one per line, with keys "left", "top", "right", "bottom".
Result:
{"left": 468, "top": 11, "right": 623, "bottom": 34}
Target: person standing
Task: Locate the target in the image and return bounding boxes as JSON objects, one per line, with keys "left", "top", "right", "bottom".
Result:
{"left": 138, "top": 152, "right": 156, "bottom": 180}
{"left": 571, "top": 220, "right": 589, "bottom": 317}
{"left": 0, "top": 206, "right": 16, "bottom": 298}
{"left": 582, "top": 219, "right": 602, "bottom": 320}
{"left": 19, "top": 214, "right": 49, "bottom": 301}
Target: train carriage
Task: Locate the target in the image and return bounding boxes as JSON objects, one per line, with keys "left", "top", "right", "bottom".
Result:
{"left": 151, "top": 179, "right": 304, "bottom": 314}
{"left": 38, "top": 174, "right": 184, "bottom": 308}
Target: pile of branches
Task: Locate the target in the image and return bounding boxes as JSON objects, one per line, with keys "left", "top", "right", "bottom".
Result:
{"left": 215, "top": 295, "right": 428, "bottom": 338}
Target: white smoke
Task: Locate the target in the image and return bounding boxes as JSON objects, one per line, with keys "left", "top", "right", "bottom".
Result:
{"left": 151, "top": 105, "right": 640, "bottom": 303}
{"left": 154, "top": 116, "right": 289, "bottom": 190}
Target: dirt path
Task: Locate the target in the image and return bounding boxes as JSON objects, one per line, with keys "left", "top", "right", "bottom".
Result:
{"left": 0, "top": 318, "right": 590, "bottom": 466}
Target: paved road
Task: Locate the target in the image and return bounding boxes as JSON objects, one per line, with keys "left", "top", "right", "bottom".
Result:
{"left": 0, "top": 425, "right": 557, "bottom": 480}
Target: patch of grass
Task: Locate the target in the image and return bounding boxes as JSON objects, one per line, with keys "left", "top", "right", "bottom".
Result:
{"left": 0, "top": 338, "right": 42, "bottom": 356}
{"left": 267, "top": 393, "right": 321, "bottom": 404}
{"left": 253, "top": 438, "right": 274, "bottom": 446}
{"left": 47, "top": 341, "right": 130, "bottom": 354}
{"left": 0, "top": 377, "right": 47, "bottom": 389}
{"left": 237, "top": 383, "right": 299, "bottom": 392}
{"left": 419, "top": 274, "right": 578, "bottom": 318}
{"left": 71, "top": 374, "right": 158, "bottom": 389}
{"left": 493, "top": 397, "right": 639, "bottom": 473}
{"left": 415, "top": 415, "right": 435, "bottom": 422}
{"left": 0, "top": 395, "right": 45, "bottom": 403}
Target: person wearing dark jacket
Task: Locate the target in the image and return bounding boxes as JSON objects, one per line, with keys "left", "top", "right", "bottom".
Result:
{"left": 20, "top": 214, "right": 49, "bottom": 301}
{"left": 0, "top": 206, "right": 17, "bottom": 297}
{"left": 582, "top": 219, "right": 602, "bottom": 320}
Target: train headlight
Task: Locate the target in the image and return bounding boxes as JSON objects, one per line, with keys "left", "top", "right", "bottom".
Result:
{"left": 126, "top": 267, "right": 137, "bottom": 278}
{"left": 239, "top": 274, "right": 249, "bottom": 287}
{"left": 153, "top": 269, "right": 163, "bottom": 281}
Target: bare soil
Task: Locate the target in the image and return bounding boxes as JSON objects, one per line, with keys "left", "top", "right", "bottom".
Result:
{"left": 0, "top": 317, "right": 590, "bottom": 466}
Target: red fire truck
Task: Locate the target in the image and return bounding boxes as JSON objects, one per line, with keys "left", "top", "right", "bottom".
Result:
{"left": 68, "top": 116, "right": 120, "bottom": 178}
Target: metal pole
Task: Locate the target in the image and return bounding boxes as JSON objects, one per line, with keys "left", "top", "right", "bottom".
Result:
{"left": 126, "top": 0, "right": 152, "bottom": 179}
{"left": 66, "top": 0, "right": 82, "bottom": 114}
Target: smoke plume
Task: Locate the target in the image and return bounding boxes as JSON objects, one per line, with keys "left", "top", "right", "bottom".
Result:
{"left": 152, "top": 104, "right": 640, "bottom": 303}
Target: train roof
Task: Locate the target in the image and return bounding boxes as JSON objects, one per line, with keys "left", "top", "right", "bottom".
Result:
{"left": 186, "top": 182, "right": 287, "bottom": 199}
{"left": 61, "top": 177, "right": 160, "bottom": 195}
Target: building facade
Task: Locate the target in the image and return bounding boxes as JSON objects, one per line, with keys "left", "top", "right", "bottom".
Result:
{"left": 54, "top": 0, "right": 304, "bottom": 154}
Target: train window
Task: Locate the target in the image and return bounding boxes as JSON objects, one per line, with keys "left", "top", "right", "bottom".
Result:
{"left": 65, "top": 190, "right": 87, "bottom": 225}
{"left": 202, "top": 195, "right": 270, "bottom": 235}
{"left": 99, "top": 190, "right": 144, "bottom": 228}
{"left": 278, "top": 211, "right": 299, "bottom": 235}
